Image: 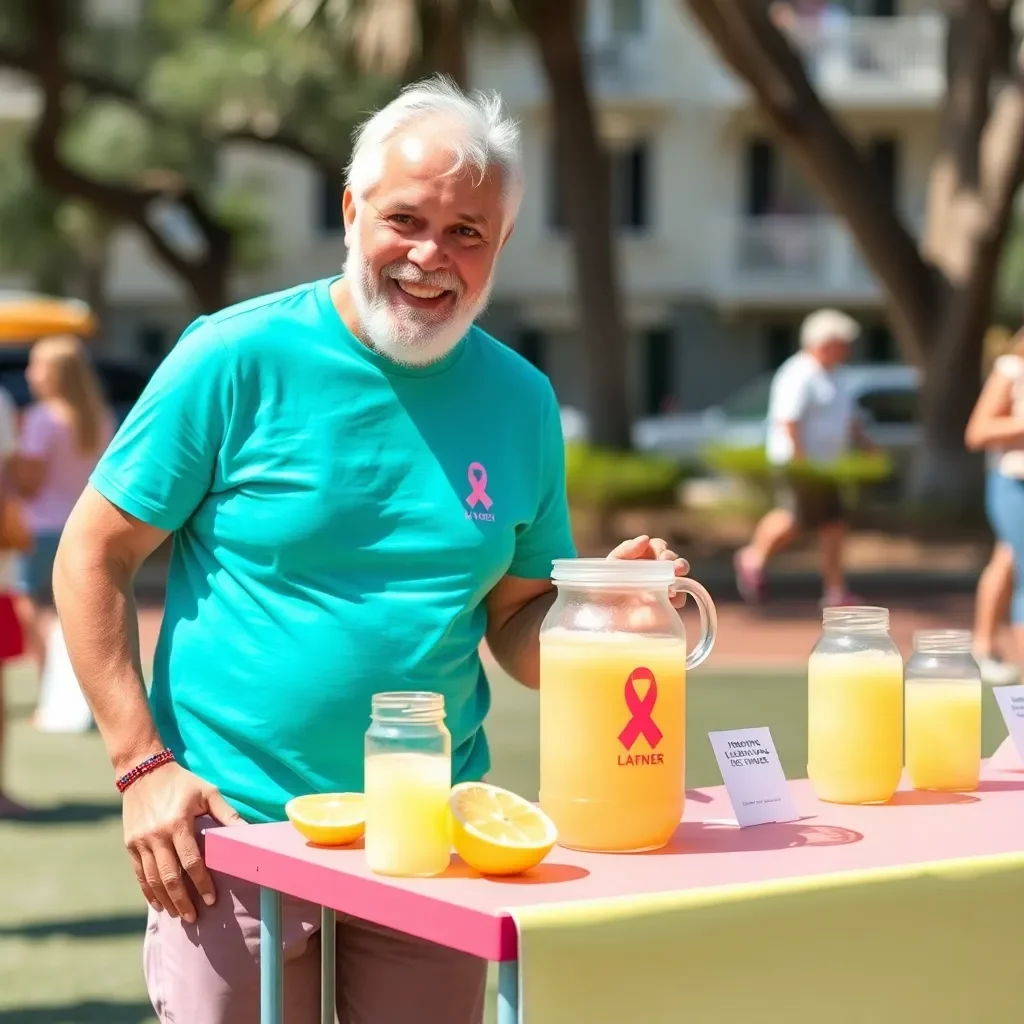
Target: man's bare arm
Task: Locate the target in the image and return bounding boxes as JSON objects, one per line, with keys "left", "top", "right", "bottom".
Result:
{"left": 54, "top": 485, "right": 242, "bottom": 924}
{"left": 485, "top": 575, "right": 556, "bottom": 690}
{"left": 782, "top": 420, "right": 805, "bottom": 461}
{"left": 54, "top": 485, "right": 168, "bottom": 774}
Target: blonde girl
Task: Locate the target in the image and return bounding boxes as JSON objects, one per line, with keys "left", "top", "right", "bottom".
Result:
{"left": 11, "top": 335, "right": 114, "bottom": 672}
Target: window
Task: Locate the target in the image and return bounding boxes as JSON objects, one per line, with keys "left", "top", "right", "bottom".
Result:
{"left": 319, "top": 167, "right": 343, "bottom": 233}
{"left": 744, "top": 139, "right": 824, "bottom": 217}
{"left": 614, "top": 142, "right": 649, "bottom": 230}
{"left": 765, "top": 324, "right": 797, "bottom": 370}
{"left": 610, "top": 0, "right": 645, "bottom": 35}
{"left": 518, "top": 329, "right": 546, "bottom": 373}
{"left": 847, "top": 0, "right": 896, "bottom": 14}
{"left": 644, "top": 328, "right": 674, "bottom": 415}
{"left": 549, "top": 140, "right": 651, "bottom": 231}
{"left": 864, "top": 323, "right": 898, "bottom": 363}
{"left": 857, "top": 388, "right": 917, "bottom": 425}
{"left": 137, "top": 324, "right": 167, "bottom": 361}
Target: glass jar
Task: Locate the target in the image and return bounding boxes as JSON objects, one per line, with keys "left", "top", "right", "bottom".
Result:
{"left": 905, "top": 629, "right": 981, "bottom": 792}
{"left": 364, "top": 691, "right": 451, "bottom": 877}
{"left": 538, "top": 558, "right": 717, "bottom": 853}
{"left": 807, "top": 606, "right": 904, "bottom": 805}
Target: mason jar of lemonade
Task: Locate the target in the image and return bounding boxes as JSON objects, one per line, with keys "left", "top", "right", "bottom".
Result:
{"left": 364, "top": 692, "right": 452, "bottom": 877}
{"left": 905, "top": 629, "right": 981, "bottom": 792}
{"left": 808, "top": 606, "right": 904, "bottom": 804}
{"left": 539, "top": 558, "right": 717, "bottom": 853}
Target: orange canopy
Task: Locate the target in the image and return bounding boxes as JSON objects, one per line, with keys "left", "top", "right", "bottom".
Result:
{"left": 0, "top": 293, "right": 97, "bottom": 343}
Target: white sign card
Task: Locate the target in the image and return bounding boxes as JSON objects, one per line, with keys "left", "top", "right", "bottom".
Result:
{"left": 708, "top": 727, "right": 800, "bottom": 827}
{"left": 993, "top": 685, "right": 1024, "bottom": 764}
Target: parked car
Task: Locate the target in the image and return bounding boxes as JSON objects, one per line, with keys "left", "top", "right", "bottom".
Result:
{"left": 0, "top": 347, "right": 154, "bottom": 426}
{"left": 632, "top": 363, "right": 922, "bottom": 466}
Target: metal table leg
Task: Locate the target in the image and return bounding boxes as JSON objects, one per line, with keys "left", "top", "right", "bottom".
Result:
{"left": 260, "top": 888, "right": 283, "bottom": 1024}
{"left": 321, "top": 906, "right": 336, "bottom": 1024}
{"left": 497, "top": 958, "right": 519, "bottom": 1024}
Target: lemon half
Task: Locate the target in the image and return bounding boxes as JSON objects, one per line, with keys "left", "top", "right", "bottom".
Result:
{"left": 449, "top": 782, "right": 557, "bottom": 876}
{"left": 285, "top": 792, "right": 365, "bottom": 847}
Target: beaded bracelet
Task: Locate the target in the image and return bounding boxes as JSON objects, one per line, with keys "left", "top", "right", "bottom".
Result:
{"left": 116, "top": 749, "right": 176, "bottom": 794}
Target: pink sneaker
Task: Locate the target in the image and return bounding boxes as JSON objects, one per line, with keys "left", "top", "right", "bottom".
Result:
{"left": 820, "top": 589, "right": 863, "bottom": 608}
{"left": 734, "top": 550, "right": 766, "bottom": 605}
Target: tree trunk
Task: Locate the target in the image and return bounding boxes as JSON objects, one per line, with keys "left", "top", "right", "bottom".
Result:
{"left": 417, "top": 0, "right": 468, "bottom": 87}
{"left": 514, "top": 0, "right": 632, "bottom": 450}
{"left": 683, "top": 0, "right": 1024, "bottom": 509}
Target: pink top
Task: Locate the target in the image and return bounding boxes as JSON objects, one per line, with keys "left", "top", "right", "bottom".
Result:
{"left": 18, "top": 403, "right": 114, "bottom": 533}
{"left": 205, "top": 742, "right": 1024, "bottom": 962}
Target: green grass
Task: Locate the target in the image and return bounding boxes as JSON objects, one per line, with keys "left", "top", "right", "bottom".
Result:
{"left": 0, "top": 663, "right": 1011, "bottom": 1022}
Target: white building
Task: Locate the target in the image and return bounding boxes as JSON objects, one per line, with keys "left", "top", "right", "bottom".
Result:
{"left": 0, "top": 1, "right": 974, "bottom": 414}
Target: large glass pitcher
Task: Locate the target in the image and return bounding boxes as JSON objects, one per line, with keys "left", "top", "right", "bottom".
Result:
{"left": 538, "top": 558, "right": 717, "bottom": 853}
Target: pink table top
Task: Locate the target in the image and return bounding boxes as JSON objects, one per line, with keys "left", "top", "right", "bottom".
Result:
{"left": 205, "top": 743, "right": 1024, "bottom": 961}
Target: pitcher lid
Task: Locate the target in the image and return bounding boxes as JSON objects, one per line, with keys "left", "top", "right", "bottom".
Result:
{"left": 551, "top": 557, "right": 676, "bottom": 586}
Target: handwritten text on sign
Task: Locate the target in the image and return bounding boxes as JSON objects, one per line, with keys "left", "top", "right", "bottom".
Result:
{"left": 993, "top": 685, "right": 1024, "bottom": 763}
{"left": 708, "top": 727, "right": 800, "bottom": 827}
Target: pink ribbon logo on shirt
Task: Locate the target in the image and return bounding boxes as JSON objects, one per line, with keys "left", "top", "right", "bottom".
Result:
{"left": 618, "top": 667, "right": 663, "bottom": 751}
{"left": 466, "top": 462, "right": 493, "bottom": 511}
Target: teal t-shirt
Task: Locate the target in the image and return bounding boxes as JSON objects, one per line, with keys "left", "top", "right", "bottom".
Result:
{"left": 91, "top": 277, "right": 575, "bottom": 823}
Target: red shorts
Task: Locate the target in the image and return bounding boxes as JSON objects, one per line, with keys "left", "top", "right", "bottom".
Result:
{"left": 0, "top": 593, "right": 25, "bottom": 661}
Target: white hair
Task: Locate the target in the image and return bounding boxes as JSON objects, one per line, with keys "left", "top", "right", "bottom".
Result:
{"left": 344, "top": 75, "right": 525, "bottom": 230}
{"left": 800, "top": 308, "right": 860, "bottom": 350}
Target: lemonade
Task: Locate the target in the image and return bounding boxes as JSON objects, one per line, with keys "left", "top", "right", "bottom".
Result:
{"left": 539, "top": 628, "right": 687, "bottom": 852}
{"left": 808, "top": 649, "right": 904, "bottom": 804}
{"left": 364, "top": 752, "right": 451, "bottom": 877}
{"left": 905, "top": 680, "right": 981, "bottom": 791}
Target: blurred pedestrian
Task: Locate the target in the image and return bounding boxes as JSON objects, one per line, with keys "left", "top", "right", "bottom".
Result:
{"left": 971, "top": 541, "right": 1019, "bottom": 684}
{"left": 9, "top": 335, "right": 114, "bottom": 681}
{"left": 734, "top": 308, "right": 873, "bottom": 607}
{"left": 966, "top": 329, "right": 1024, "bottom": 678}
{"left": 0, "top": 383, "right": 28, "bottom": 817}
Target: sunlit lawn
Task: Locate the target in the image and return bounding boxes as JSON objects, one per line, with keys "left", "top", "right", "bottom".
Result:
{"left": 0, "top": 660, "right": 1010, "bottom": 1022}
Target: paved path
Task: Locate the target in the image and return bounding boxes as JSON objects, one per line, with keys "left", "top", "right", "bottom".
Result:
{"left": 135, "top": 590, "right": 996, "bottom": 672}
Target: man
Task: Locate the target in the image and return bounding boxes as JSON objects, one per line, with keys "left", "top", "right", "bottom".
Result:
{"left": 53, "top": 77, "right": 690, "bottom": 1024}
{"left": 734, "top": 308, "right": 869, "bottom": 608}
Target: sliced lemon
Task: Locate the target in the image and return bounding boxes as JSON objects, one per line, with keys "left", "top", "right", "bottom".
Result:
{"left": 285, "top": 792, "right": 365, "bottom": 847}
{"left": 449, "top": 782, "right": 557, "bottom": 876}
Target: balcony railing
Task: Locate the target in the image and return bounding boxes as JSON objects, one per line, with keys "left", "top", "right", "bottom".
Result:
{"left": 784, "top": 14, "right": 946, "bottom": 99}
{"left": 584, "top": 39, "right": 660, "bottom": 99}
{"left": 714, "top": 215, "right": 881, "bottom": 302}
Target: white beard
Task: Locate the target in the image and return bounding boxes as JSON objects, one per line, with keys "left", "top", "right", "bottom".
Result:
{"left": 343, "top": 225, "right": 494, "bottom": 367}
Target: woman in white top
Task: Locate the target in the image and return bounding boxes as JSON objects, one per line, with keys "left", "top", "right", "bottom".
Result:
{"left": 966, "top": 334, "right": 1024, "bottom": 671}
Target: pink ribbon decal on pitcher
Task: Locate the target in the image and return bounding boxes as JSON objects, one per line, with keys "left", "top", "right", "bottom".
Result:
{"left": 466, "top": 462, "right": 493, "bottom": 510}
{"left": 618, "top": 667, "right": 663, "bottom": 751}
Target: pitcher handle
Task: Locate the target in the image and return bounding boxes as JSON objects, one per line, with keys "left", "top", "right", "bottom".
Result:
{"left": 671, "top": 577, "right": 718, "bottom": 670}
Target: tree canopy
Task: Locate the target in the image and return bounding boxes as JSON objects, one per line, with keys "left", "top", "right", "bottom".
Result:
{"left": 0, "top": 0, "right": 394, "bottom": 310}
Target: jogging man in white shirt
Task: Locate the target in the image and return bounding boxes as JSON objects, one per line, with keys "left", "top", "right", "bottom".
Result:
{"left": 734, "top": 308, "right": 873, "bottom": 607}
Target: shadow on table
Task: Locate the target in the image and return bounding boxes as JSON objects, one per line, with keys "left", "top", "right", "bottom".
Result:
{"left": 887, "top": 790, "right": 979, "bottom": 806}
{"left": 5, "top": 1000, "right": 155, "bottom": 1023}
{"left": 0, "top": 912, "right": 145, "bottom": 941}
{"left": 975, "top": 779, "right": 1024, "bottom": 792}
{"left": 441, "top": 860, "right": 590, "bottom": 884}
{"left": 652, "top": 819, "right": 863, "bottom": 855}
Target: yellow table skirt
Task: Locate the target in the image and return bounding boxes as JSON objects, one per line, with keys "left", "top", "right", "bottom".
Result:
{"left": 509, "top": 851, "right": 1023, "bottom": 1023}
